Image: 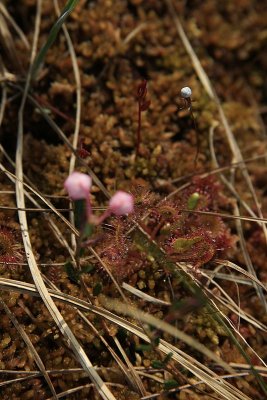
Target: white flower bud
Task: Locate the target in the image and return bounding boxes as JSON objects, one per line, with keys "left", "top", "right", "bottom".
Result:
{"left": 64, "top": 172, "right": 92, "bottom": 200}
{"left": 109, "top": 191, "right": 134, "bottom": 216}
{"left": 180, "top": 86, "right": 192, "bottom": 98}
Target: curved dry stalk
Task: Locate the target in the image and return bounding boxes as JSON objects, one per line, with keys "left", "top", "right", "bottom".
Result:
{"left": 0, "top": 70, "right": 7, "bottom": 127}
{"left": 53, "top": 0, "right": 81, "bottom": 253}
{"left": 0, "top": 160, "right": 76, "bottom": 262}
{"left": 122, "top": 282, "right": 171, "bottom": 306}
{"left": 202, "top": 287, "right": 267, "bottom": 370}
{"left": 0, "top": 297, "right": 58, "bottom": 398}
{"left": 12, "top": 1, "right": 59, "bottom": 398}
{"left": 0, "top": 144, "right": 78, "bottom": 233}
{"left": 123, "top": 23, "right": 147, "bottom": 45}
{"left": 0, "top": 13, "right": 22, "bottom": 72}
{"left": 0, "top": 2, "right": 29, "bottom": 50}
{"left": 113, "top": 336, "right": 147, "bottom": 396}
{"left": 165, "top": 0, "right": 267, "bottom": 248}
{"left": 89, "top": 247, "right": 127, "bottom": 301}
{"left": 45, "top": 383, "right": 125, "bottom": 400}
{"left": 216, "top": 259, "right": 267, "bottom": 292}
{"left": 209, "top": 124, "right": 267, "bottom": 310}
{"left": 13, "top": 1, "right": 115, "bottom": 398}
{"left": 171, "top": 153, "right": 267, "bottom": 185}
{"left": 201, "top": 271, "right": 267, "bottom": 333}
{"left": 23, "top": 89, "right": 110, "bottom": 198}
{"left": 44, "top": 273, "right": 145, "bottom": 395}
{"left": 141, "top": 371, "right": 259, "bottom": 400}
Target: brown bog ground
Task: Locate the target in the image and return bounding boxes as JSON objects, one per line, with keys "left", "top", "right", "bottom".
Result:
{"left": 0, "top": 1, "right": 267, "bottom": 399}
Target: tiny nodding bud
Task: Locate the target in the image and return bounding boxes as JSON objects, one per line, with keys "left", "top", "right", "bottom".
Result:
{"left": 137, "top": 80, "right": 148, "bottom": 99}
{"left": 180, "top": 86, "right": 192, "bottom": 98}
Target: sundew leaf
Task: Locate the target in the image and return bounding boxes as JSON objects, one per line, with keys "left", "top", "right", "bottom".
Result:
{"left": 172, "top": 236, "right": 201, "bottom": 253}
{"left": 133, "top": 227, "right": 267, "bottom": 393}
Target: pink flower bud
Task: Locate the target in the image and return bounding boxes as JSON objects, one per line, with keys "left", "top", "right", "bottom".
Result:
{"left": 64, "top": 172, "right": 92, "bottom": 200}
{"left": 108, "top": 191, "right": 134, "bottom": 216}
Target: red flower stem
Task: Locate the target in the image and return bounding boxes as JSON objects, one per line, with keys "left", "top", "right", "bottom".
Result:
{"left": 136, "top": 102, "right": 142, "bottom": 157}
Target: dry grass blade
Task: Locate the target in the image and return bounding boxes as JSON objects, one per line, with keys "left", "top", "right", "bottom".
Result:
{"left": 90, "top": 247, "right": 127, "bottom": 301}
{"left": 122, "top": 282, "right": 171, "bottom": 306}
{"left": 0, "top": 12, "right": 22, "bottom": 72}
{"left": 0, "top": 161, "right": 76, "bottom": 262}
{"left": 216, "top": 260, "right": 267, "bottom": 292}
{"left": 209, "top": 125, "right": 267, "bottom": 309}
{"left": 77, "top": 311, "right": 138, "bottom": 392}
{"left": 0, "top": 374, "right": 40, "bottom": 388}
{"left": 53, "top": 0, "right": 82, "bottom": 252}
{"left": 203, "top": 293, "right": 267, "bottom": 370}
{"left": 171, "top": 153, "right": 267, "bottom": 184}
{"left": 0, "top": 2, "right": 29, "bottom": 49}
{"left": 0, "top": 297, "right": 58, "bottom": 399}
{"left": 141, "top": 372, "right": 258, "bottom": 400}
{"left": 44, "top": 274, "right": 144, "bottom": 393}
{"left": 0, "top": 62, "right": 7, "bottom": 127}
{"left": 113, "top": 336, "right": 147, "bottom": 396}
{"left": 165, "top": 0, "right": 267, "bottom": 249}
{"left": 100, "top": 296, "right": 236, "bottom": 375}
{"left": 159, "top": 341, "right": 250, "bottom": 400}
{"left": 13, "top": 1, "right": 116, "bottom": 398}
{"left": 88, "top": 249, "right": 147, "bottom": 394}
{"left": 46, "top": 383, "right": 125, "bottom": 400}
{"left": 234, "top": 202, "right": 267, "bottom": 308}
{"left": 0, "top": 278, "right": 250, "bottom": 400}
{"left": 26, "top": 90, "right": 110, "bottom": 198}
{"left": 0, "top": 145, "right": 78, "bottom": 235}
{"left": 201, "top": 272, "right": 267, "bottom": 333}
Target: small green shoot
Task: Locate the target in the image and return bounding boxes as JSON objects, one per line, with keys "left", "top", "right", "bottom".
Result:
{"left": 187, "top": 192, "right": 200, "bottom": 210}
{"left": 31, "top": 0, "right": 79, "bottom": 80}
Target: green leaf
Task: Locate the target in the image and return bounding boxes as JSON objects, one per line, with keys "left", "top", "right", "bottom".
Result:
{"left": 151, "top": 360, "right": 164, "bottom": 369}
{"left": 82, "top": 222, "right": 94, "bottom": 239}
{"left": 31, "top": 0, "right": 79, "bottom": 80}
{"left": 65, "top": 261, "right": 79, "bottom": 283}
{"left": 187, "top": 192, "right": 200, "bottom": 210}
{"left": 136, "top": 344, "right": 152, "bottom": 352}
{"left": 74, "top": 199, "right": 87, "bottom": 230}
{"left": 81, "top": 264, "right": 94, "bottom": 274}
{"left": 152, "top": 352, "right": 173, "bottom": 369}
{"left": 163, "top": 352, "right": 173, "bottom": 365}
{"left": 163, "top": 379, "right": 178, "bottom": 390}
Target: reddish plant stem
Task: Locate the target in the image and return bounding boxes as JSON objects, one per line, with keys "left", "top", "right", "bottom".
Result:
{"left": 135, "top": 80, "right": 150, "bottom": 158}
{"left": 136, "top": 101, "right": 142, "bottom": 156}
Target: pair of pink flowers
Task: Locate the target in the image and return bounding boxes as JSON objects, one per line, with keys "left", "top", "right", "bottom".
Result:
{"left": 64, "top": 172, "right": 134, "bottom": 221}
